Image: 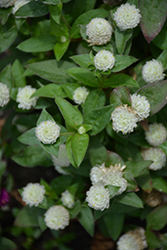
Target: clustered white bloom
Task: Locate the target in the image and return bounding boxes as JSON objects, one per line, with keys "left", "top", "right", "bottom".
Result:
{"left": 22, "top": 183, "right": 45, "bottom": 207}
{"left": 145, "top": 123, "right": 167, "bottom": 146}
{"left": 35, "top": 120, "right": 61, "bottom": 144}
{"left": 73, "top": 87, "right": 89, "bottom": 105}
{"left": 94, "top": 50, "right": 115, "bottom": 71}
{"left": 131, "top": 93, "right": 150, "bottom": 121}
{"left": 61, "top": 190, "right": 75, "bottom": 209}
{"left": 86, "top": 182, "right": 110, "bottom": 211}
{"left": 12, "top": 0, "right": 29, "bottom": 14}
{"left": 52, "top": 144, "right": 70, "bottom": 174}
{"left": 44, "top": 205, "right": 69, "bottom": 230}
{"left": 90, "top": 163, "right": 107, "bottom": 185}
{"left": 86, "top": 18, "right": 112, "bottom": 46}
{"left": 142, "top": 147, "right": 166, "bottom": 171}
{"left": 0, "top": 83, "right": 10, "bottom": 107}
{"left": 16, "top": 85, "right": 38, "bottom": 110}
{"left": 113, "top": 3, "right": 141, "bottom": 31}
{"left": 117, "top": 228, "right": 147, "bottom": 250}
{"left": 142, "top": 59, "right": 165, "bottom": 83}
{"left": 0, "top": 0, "right": 15, "bottom": 8}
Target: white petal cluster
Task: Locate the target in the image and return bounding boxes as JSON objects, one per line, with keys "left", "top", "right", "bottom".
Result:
{"left": 0, "top": 0, "right": 15, "bottom": 8}
{"left": 90, "top": 163, "right": 107, "bottom": 185}
{"left": 94, "top": 50, "right": 115, "bottom": 71}
{"left": 44, "top": 205, "right": 69, "bottom": 230}
{"left": 142, "top": 59, "right": 165, "bottom": 83}
{"left": 35, "top": 120, "right": 61, "bottom": 144}
{"left": 86, "top": 183, "right": 110, "bottom": 211}
{"left": 111, "top": 105, "right": 138, "bottom": 134}
{"left": 61, "top": 190, "right": 75, "bottom": 209}
{"left": 131, "top": 94, "right": 150, "bottom": 121}
{"left": 22, "top": 183, "right": 45, "bottom": 207}
{"left": 86, "top": 18, "right": 112, "bottom": 46}
{"left": 145, "top": 123, "right": 167, "bottom": 146}
{"left": 73, "top": 87, "right": 89, "bottom": 105}
{"left": 142, "top": 147, "right": 166, "bottom": 171}
{"left": 51, "top": 144, "right": 70, "bottom": 174}
{"left": 16, "top": 85, "right": 38, "bottom": 110}
{"left": 117, "top": 228, "right": 147, "bottom": 250}
{"left": 113, "top": 3, "right": 141, "bottom": 31}
{"left": 12, "top": 0, "right": 29, "bottom": 14}
{"left": 0, "top": 83, "right": 10, "bottom": 107}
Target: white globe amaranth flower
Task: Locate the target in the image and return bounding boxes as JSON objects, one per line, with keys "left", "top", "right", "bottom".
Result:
{"left": 131, "top": 93, "right": 150, "bottom": 121}
{"left": 86, "top": 18, "right": 112, "bottom": 46}
{"left": 16, "top": 85, "right": 38, "bottom": 110}
{"left": 145, "top": 123, "right": 167, "bottom": 146}
{"left": 142, "top": 59, "right": 165, "bottom": 83}
{"left": 86, "top": 183, "right": 110, "bottom": 211}
{"left": 0, "top": 83, "right": 10, "bottom": 107}
{"left": 142, "top": 147, "right": 166, "bottom": 171}
{"left": 0, "top": 0, "right": 15, "bottom": 8}
{"left": 111, "top": 105, "right": 138, "bottom": 134}
{"left": 90, "top": 163, "right": 107, "bottom": 185}
{"left": 44, "top": 205, "right": 70, "bottom": 230}
{"left": 73, "top": 86, "right": 89, "bottom": 105}
{"left": 22, "top": 183, "right": 45, "bottom": 207}
{"left": 51, "top": 144, "right": 70, "bottom": 174}
{"left": 113, "top": 3, "right": 141, "bottom": 31}
{"left": 12, "top": 0, "right": 29, "bottom": 14}
{"left": 35, "top": 120, "right": 61, "bottom": 144}
{"left": 94, "top": 50, "right": 115, "bottom": 72}
{"left": 61, "top": 190, "right": 75, "bottom": 209}
{"left": 117, "top": 228, "right": 147, "bottom": 250}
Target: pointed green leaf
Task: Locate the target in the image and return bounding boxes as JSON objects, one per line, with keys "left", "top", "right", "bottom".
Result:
{"left": 14, "top": 206, "right": 39, "bottom": 227}
{"left": 32, "top": 84, "right": 66, "bottom": 98}
{"left": 0, "top": 238, "right": 17, "bottom": 250}
{"left": 66, "top": 136, "right": 78, "bottom": 168}
{"left": 116, "top": 192, "right": 143, "bottom": 208}
{"left": 103, "top": 213, "right": 124, "bottom": 240}
{"left": 110, "top": 86, "right": 131, "bottom": 106}
{"left": 114, "top": 27, "right": 132, "bottom": 54}
{"left": 0, "top": 64, "right": 13, "bottom": 88}
{"left": 78, "top": 206, "right": 94, "bottom": 236}
{"left": 151, "top": 172, "right": 167, "bottom": 194}
{"left": 89, "top": 137, "right": 108, "bottom": 166}
{"left": 125, "top": 160, "right": 152, "bottom": 178}
{"left": 54, "top": 40, "right": 70, "bottom": 61}
{"left": 70, "top": 54, "right": 92, "bottom": 68}
{"left": 12, "top": 59, "right": 26, "bottom": 87}
{"left": 0, "top": 26, "right": 17, "bottom": 53}
{"left": 136, "top": 169, "right": 153, "bottom": 192}
{"left": 103, "top": 74, "right": 139, "bottom": 88}
{"left": 18, "top": 128, "right": 40, "bottom": 146}
{"left": 147, "top": 204, "right": 167, "bottom": 230}
{"left": 112, "top": 55, "right": 138, "bottom": 72}
{"left": 49, "top": 3, "right": 62, "bottom": 24}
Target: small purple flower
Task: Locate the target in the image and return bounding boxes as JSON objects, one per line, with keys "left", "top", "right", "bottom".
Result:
{"left": 0, "top": 188, "right": 10, "bottom": 207}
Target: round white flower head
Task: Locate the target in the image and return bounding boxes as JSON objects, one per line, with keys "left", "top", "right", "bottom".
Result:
{"left": 0, "top": 0, "right": 15, "bottom": 8}
{"left": 111, "top": 105, "right": 138, "bottom": 134}
{"left": 73, "top": 87, "right": 89, "bottom": 105}
{"left": 117, "top": 228, "right": 147, "bottom": 250}
{"left": 0, "top": 83, "right": 10, "bottom": 107}
{"left": 16, "top": 85, "right": 38, "bottom": 110}
{"left": 86, "top": 183, "right": 110, "bottom": 211}
{"left": 103, "top": 164, "right": 127, "bottom": 195}
{"left": 86, "top": 18, "right": 112, "bottom": 46}
{"left": 145, "top": 123, "right": 167, "bottom": 146}
{"left": 131, "top": 93, "right": 150, "bottom": 121}
{"left": 143, "top": 189, "right": 163, "bottom": 207}
{"left": 94, "top": 50, "right": 115, "bottom": 72}
{"left": 22, "top": 183, "right": 45, "bottom": 207}
{"left": 35, "top": 120, "right": 61, "bottom": 144}
{"left": 113, "top": 3, "right": 141, "bottom": 31}
{"left": 12, "top": 0, "right": 29, "bottom": 14}
{"left": 90, "top": 163, "right": 107, "bottom": 185}
{"left": 51, "top": 144, "right": 70, "bottom": 174}
{"left": 142, "top": 147, "right": 166, "bottom": 171}
{"left": 142, "top": 59, "right": 165, "bottom": 83}
{"left": 61, "top": 190, "right": 75, "bottom": 209}
{"left": 44, "top": 205, "right": 69, "bottom": 230}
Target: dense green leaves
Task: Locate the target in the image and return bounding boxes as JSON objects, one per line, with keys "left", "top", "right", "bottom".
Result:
{"left": 15, "top": 207, "right": 40, "bottom": 227}
{"left": 115, "top": 192, "right": 143, "bottom": 208}
{"left": 78, "top": 206, "right": 94, "bottom": 236}
{"left": 0, "top": 26, "right": 17, "bottom": 53}
{"left": 125, "top": 160, "right": 152, "bottom": 178}
{"left": 32, "top": 84, "right": 66, "bottom": 98}
{"left": 112, "top": 55, "right": 138, "bottom": 72}
{"left": 103, "top": 74, "right": 139, "bottom": 88}
{"left": 103, "top": 213, "right": 124, "bottom": 240}
{"left": 114, "top": 28, "right": 132, "bottom": 54}
{"left": 110, "top": 86, "right": 131, "bottom": 106}
{"left": 147, "top": 204, "right": 167, "bottom": 230}
{"left": 70, "top": 54, "right": 92, "bottom": 68}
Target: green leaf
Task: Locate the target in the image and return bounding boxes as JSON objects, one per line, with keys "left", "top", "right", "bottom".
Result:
{"left": 153, "top": 25, "right": 167, "bottom": 50}
{"left": 71, "top": 133, "right": 89, "bottom": 167}
{"left": 103, "top": 213, "right": 124, "bottom": 240}
{"left": 12, "top": 59, "right": 26, "bottom": 87}
{"left": 50, "top": 16, "right": 69, "bottom": 38}
{"left": 37, "top": 108, "right": 55, "bottom": 125}
{"left": 89, "top": 137, "right": 108, "bottom": 166}
{"left": 78, "top": 206, "right": 94, "bottom": 236}
{"left": 112, "top": 55, "right": 138, "bottom": 72}
{"left": 40, "top": 141, "right": 60, "bottom": 158}
{"left": 51, "top": 175, "right": 73, "bottom": 196}
{"left": 54, "top": 40, "right": 70, "bottom": 61}
{"left": 18, "top": 128, "right": 40, "bottom": 146}
{"left": 125, "top": 160, "right": 152, "bottom": 178}
{"left": 0, "top": 64, "right": 13, "bottom": 88}
{"left": 0, "top": 7, "right": 13, "bottom": 25}
{"left": 70, "top": 54, "right": 92, "bottom": 68}
{"left": 69, "top": 200, "right": 81, "bottom": 219}
{"left": 41, "top": 0, "right": 61, "bottom": 5}
{"left": 17, "top": 35, "right": 57, "bottom": 52}
{"left": 114, "top": 27, "right": 132, "bottom": 54}
{"left": 136, "top": 169, "right": 153, "bottom": 192}
{"left": 151, "top": 172, "right": 167, "bottom": 194}
{"left": 157, "top": 49, "right": 167, "bottom": 70}
{"left": 0, "top": 238, "right": 17, "bottom": 250}
{"left": 105, "top": 151, "right": 125, "bottom": 167}
{"left": 66, "top": 68, "right": 100, "bottom": 87}
{"left": 0, "top": 26, "right": 17, "bottom": 53}
{"left": 15, "top": 1, "right": 49, "bottom": 18}
{"left": 107, "top": 185, "right": 121, "bottom": 197}
{"left": 110, "top": 86, "right": 131, "bottom": 106}
{"left": 62, "top": 83, "right": 80, "bottom": 99}
{"left": 27, "top": 60, "right": 76, "bottom": 84}
{"left": 138, "top": 80, "right": 167, "bottom": 115}
{"left": 32, "top": 84, "right": 66, "bottom": 98}
{"left": 14, "top": 206, "right": 40, "bottom": 227}
{"left": 115, "top": 192, "right": 143, "bottom": 208}
{"left": 84, "top": 104, "right": 116, "bottom": 135}
{"left": 147, "top": 204, "right": 167, "bottom": 230}
{"left": 103, "top": 74, "right": 139, "bottom": 88}
{"left": 159, "top": 141, "right": 167, "bottom": 156}
{"left": 55, "top": 96, "right": 83, "bottom": 128}
{"left": 139, "top": 0, "right": 167, "bottom": 42}
{"left": 66, "top": 136, "right": 78, "bottom": 167}
{"left": 0, "top": 161, "right": 6, "bottom": 180}
{"left": 145, "top": 230, "right": 162, "bottom": 249}
{"left": 49, "top": 3, "right": 62, "bottom": 24}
